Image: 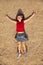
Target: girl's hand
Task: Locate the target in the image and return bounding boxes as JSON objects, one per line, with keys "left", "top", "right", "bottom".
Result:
{"left": 6, "top": 14, "right": 9, "bottom": 17}
{"left": 32, "top": 11, "right": 36, "bottom": 15}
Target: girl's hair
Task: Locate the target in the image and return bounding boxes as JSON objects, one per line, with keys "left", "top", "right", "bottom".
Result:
{"left": 16, "top": 9, "right": 25, "bottom": 21}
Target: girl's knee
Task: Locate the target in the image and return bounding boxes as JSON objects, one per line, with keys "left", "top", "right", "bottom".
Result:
{"left": 17, "top": 42, "right": 21, "bottom": 46}
{"left": 22, "top": 42, "right": 26, "bottom": 46}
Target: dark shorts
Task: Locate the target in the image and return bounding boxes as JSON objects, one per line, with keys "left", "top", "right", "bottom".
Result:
{"left": 15, "top": 32, "right": 28, "bottom": 42}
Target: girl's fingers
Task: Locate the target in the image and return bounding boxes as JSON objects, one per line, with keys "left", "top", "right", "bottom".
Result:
{"left": 33, "top": 10, "right": 37, "bottom": 14}
{"left": 33, "top": 11, "right": 35, "bottom": 13}
{"left": 6, "top": 14, "right": 8, "bottom": 16}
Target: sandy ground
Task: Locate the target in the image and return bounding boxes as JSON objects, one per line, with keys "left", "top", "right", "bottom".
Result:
{"left": 0, "top": 0, "right": 43, "bottom": 65}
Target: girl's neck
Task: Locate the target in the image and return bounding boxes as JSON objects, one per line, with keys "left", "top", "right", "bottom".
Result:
{"left": 17, "top": 20, "right": 24, "bottom": 22}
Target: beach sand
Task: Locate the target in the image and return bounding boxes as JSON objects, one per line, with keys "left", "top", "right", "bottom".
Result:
{"left": 0, "top": 0, "right": 43, "bottom": 65}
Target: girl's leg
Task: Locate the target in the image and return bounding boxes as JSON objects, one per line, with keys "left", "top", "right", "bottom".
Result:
{"left": 22, "top": 42, "right": 26, "bottom": 53}
{"left": 17, "top": 42, "right": 21, "bottom": 53}
{"left": 17, "top": 42, "right": 22, "bottom": 58}
{"left": 22, "top": 41, "right": 27, "bottom": 57}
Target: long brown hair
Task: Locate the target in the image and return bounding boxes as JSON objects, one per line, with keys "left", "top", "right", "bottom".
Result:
{"left": 16, "top": 9, "right": 25, "bottom": 21}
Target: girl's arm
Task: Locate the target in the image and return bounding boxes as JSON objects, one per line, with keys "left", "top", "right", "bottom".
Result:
{"left": 6, "top": 14, "right": 16, "bottom": 23}
{"left": 24, "top": 11, "right": 36, "bottom": 23}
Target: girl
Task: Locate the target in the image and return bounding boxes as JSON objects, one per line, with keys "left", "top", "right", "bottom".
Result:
{"left": 6, "top": 9, "right": 36, "bottom": 58}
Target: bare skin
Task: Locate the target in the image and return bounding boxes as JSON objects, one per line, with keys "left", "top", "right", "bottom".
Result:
{"left": 17, "top": 42, "right": 21, "bottom": 53}
{"left": 17, "top": 42, "right": 26, "bottom": 54}
{"left": 21, "top": 42, "right": 26, "bottom": 53}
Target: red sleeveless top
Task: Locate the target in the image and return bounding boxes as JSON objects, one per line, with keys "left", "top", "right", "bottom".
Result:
{"left": 16, "top": 21, "right": 25, "bottom": 32}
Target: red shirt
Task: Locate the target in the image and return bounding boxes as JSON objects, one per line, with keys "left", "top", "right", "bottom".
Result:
{"left": 16, "top": 21, "right": 25, "bottom": 32}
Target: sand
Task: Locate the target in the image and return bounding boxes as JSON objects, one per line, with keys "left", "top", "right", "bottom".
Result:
{"left": 0, "top": 0, "right": 43, "bottom": 65}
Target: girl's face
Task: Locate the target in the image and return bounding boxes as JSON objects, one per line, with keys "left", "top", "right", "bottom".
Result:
{"left": 17, "top": 16, "right": 23, "bottom": 22}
